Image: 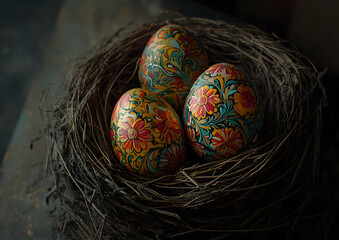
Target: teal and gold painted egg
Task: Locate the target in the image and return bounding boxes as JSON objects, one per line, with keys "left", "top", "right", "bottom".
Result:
{"left": 138, "top": 25, "right": 209, "bottom": 112}
{"left": 111, "top": 88, "right": 186, "bottom": 175}
{"left": 183, "top": 63, "right": 262, "bottom": 161}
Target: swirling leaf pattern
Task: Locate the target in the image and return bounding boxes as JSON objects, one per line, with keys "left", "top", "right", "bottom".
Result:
{"left": 183, "top": 63, "right": 262, "bottom": 161}
{"left": 138, "top": 25, "right": 208, "bottom": 112}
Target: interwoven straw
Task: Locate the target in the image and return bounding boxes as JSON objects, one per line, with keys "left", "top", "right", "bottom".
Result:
{"left": 43, "top": 13, "right": 326, "bottom": 239}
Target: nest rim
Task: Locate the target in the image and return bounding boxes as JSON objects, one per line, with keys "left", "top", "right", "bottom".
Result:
{"left": 43, "top": 12, "right": 326, "bottom": 240}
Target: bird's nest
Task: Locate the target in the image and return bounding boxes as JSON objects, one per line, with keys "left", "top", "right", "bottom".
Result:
{"left": 42, "top": 13, "right": 326, "bottom": 239}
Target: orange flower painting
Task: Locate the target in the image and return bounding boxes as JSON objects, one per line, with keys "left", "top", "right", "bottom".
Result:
{"left": 234, "top": 84, "right": 257, "bottom": 117}
{"left": 188, "top": 85, "right": 221, "bottom": 120}
{"left": 118, "top": 116, "right": 152, "bottom": 153}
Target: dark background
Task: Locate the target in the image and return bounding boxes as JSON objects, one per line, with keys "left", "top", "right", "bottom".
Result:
{"left": 0, "top": 0, "right": 62, "bottom": 160}
{"left": 0, "top": 0, "right": 338, "bottom": 239}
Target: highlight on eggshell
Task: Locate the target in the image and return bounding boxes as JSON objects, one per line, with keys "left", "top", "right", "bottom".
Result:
{"left": 110, "top": 88, "right": 186, "bottom": 175}
{"left": 183, "top": 63, "right": 262, "bottom": 161}
{"left": 138, "top": 24, "right": 209, "bottom": 112}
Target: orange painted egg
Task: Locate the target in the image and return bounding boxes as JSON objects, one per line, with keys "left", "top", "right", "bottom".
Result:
{"left": 138, "top": 25, "right": 209, "bottom": 112}
{"left": 183, "top": 63, "right": 262, "bottom": 161}
{"left": 110, "top": 88, "right": 186, "bottom": 175}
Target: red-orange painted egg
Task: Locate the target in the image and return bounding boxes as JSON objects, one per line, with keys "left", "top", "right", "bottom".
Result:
{"left": 183, "top": 63, "right": 262, "bottom": 161}
{"left": 111, "top": 88, "right": 186, "bottom": 175}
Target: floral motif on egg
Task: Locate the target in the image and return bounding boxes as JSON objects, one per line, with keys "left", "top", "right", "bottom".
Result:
{"left": 117, "top": 116, "right": 152, "bottom": 153}
{"left": 183, "top": 63, "right": 262, "bottom": 161}
{"left": 188, "top": 85, "right": 221, "bottom": 120}
{"left": 138, "top": 25, "right": 209, "bottom": 111}
{"left": 111, "top": 88, "right": 186, "bottom": 175}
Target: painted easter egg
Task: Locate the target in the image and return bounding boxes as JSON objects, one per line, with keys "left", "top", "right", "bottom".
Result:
{"left": 110, "top": 88, "right": 186, "bottom": 175}
{"left": 183, "top": 63, "right": 262, "bottom": 161}
{"left": 138, "top": 24, "right": 209, "bottom": 112}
